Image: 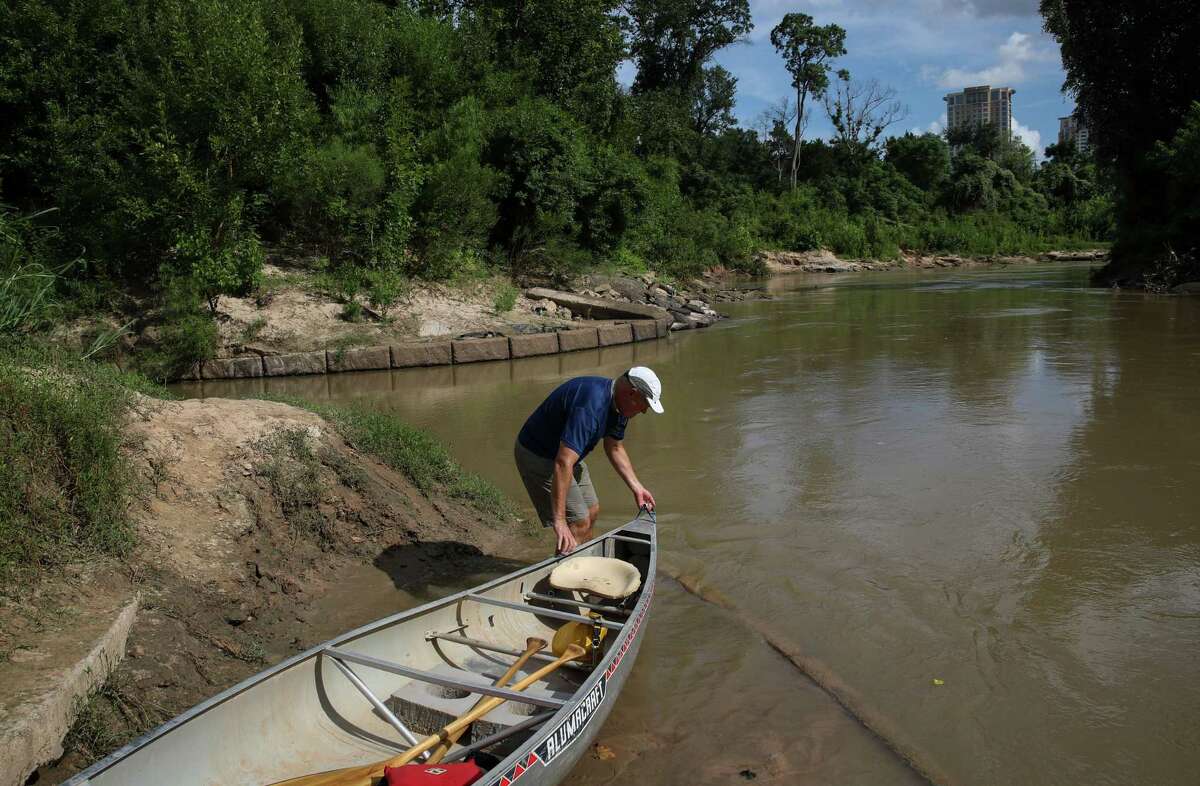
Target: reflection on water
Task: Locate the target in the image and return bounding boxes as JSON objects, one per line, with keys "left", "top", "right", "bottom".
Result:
{"left": 182, "top": 264, "right": 1200, "bottom": 785}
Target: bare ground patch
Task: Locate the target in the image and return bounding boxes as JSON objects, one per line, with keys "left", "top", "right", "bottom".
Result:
{"left": 216, "top": 266, "right": 571, "bottom": 356}
{"left": 28, "top": 395, "right": 534, "bottom": 783}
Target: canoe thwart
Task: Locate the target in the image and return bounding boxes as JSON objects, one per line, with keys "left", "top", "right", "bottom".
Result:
{"left": 327, "top": 653, "right": 424, "bottom": 751}
{"left": 324, "top": 647, "right": 567, "bottom": 709}
{"left": 524, "top": 591, "right": 632, "bottom": 617}
{"left": 463, "top": 593, "right": 624, "bottom": 631}
{"left": 424, "top": 632, "right": 589, "bottom": 671}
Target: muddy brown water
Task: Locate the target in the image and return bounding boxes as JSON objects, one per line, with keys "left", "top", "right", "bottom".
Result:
{"left": 176, "top": 264, "right": 1200, "bottom": 785}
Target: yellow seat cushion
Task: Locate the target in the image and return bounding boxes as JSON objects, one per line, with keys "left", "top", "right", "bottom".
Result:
{"left": 550, "top": 556, "right": 641, "bottom": 600}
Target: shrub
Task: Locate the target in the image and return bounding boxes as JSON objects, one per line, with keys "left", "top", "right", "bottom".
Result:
{"left": 364, "top": 267, "right": 409, "bottom": 318}
{"left": 164, "top": 196, "right": 265, "bottom": 314}
{"left": 492, "top": 281, "right": 518, "bottom": 314}
{"left": 136, "top": 277, "right": 218, "bottom": 383}
{"left": 483, "top": 97, "right": 590, "bottom": 274}
{"left": 409, "top": 98, "right": 499, "bottom": 280}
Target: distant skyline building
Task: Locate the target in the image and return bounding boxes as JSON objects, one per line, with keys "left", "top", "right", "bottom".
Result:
{"left": 944, "top": 85, "right": 1015, "bottom": 138}
{"left": 1058, "top": 113, "right": 1090, "bottom": 153}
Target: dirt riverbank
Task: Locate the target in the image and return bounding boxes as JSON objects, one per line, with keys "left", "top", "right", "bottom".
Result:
{"left": 757, "top": 248, "right": 1110, "bottom": 274}
{"left": 56, "top": 263, "right": 760, "bottom": 378}
{"left": 8, "top": 395, "right": 535, "bottom": 785}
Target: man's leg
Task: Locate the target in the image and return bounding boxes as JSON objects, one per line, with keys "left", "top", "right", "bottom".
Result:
{"left": 514, "top": 440, "right": 594, "bottom": 552}
{"left": 568, "top": 503, "right": 600, "bottom": 543}
{"left": 567, "top": 460, "right": 600, "bottom": 545}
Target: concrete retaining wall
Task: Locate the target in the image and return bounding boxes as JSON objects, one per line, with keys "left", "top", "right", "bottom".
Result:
{"left": 452, "top": 336, "right": 510, "bottom": 364}
{"left": 509, "top": 332, "right": 559, "bottom": 358}
{"left": 186, "top": 321, "right": 666, "bottom": 380}
{"left": 1, "top": 596, "right": 139, "bottom": 786}
{"left": 597, "top": 323, "right": 633, "bottom": 346}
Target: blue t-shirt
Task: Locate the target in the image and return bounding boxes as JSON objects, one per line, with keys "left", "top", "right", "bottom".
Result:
{"left": 518, "top": 376, "right": 628, "bottom": 461}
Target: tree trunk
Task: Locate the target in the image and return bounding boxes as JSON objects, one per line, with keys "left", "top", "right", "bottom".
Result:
{"left": 790, "top": 87, "right": 808, "bottom": 190}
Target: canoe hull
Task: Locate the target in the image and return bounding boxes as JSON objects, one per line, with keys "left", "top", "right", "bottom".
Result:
{"left": 63, "top": 519, "right": 655, "bottom": 786}
{"left": 478, "top": 579, "right": 652, "bottom": 786}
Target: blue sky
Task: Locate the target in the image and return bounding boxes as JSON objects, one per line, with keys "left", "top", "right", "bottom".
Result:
{"left": 626, "top": 0, "right": 1077, "bottom": 159}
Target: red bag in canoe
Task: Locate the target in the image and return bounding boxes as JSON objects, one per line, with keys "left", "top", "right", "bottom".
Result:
{"left": 384, "top": 761, "right": 485, "bottom": 786}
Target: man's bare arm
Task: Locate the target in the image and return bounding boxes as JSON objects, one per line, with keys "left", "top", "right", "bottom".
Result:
{"left": 552, "top": 442, "right": 581, "bottom": 553}
{"left": 604, "top": 437, "right": 656, "bottom": 511}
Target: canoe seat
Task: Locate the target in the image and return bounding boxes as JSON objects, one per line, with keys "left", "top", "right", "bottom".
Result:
{"left": 550, "top": 556, "right": 641, "bottom": 600}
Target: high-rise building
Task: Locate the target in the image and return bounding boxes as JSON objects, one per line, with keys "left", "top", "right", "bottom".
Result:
{"left": 1058, "top": 114, "right": 1090, "bottom": 153}
{"left": 944, "top": 85, "right": 1015, "bottom": 138}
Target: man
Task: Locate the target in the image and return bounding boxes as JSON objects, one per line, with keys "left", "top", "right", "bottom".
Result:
{"left": 514, "top": 367, "right": 662, "bottom": 554}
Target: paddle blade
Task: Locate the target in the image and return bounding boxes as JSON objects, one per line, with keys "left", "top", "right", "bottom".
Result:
{"left": 551, "top": 621, "right": 607, "bottom": 656}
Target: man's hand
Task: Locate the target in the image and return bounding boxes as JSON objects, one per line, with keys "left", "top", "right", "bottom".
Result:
{"left": 553, "top": 520, "right": 578, "bottom": 555}
{"left": 633, "top": 485, "right": 655, "bottom": 511}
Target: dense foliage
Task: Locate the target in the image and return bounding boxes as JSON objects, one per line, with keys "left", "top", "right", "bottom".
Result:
{"left": 0, "top": 0, "right": 1111, "bottom": 333}
{"left": 1041, "top": 0, "right": 1200, "bottom": 287}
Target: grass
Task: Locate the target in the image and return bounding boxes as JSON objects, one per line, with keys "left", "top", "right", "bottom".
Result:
{"left": 251, "top": 426, "right": 333, "bottom": 544}
{"left": 0, "top": 206, "right": 63, "bottom": 334}
{"left": 63, "top": 666, "right": 164, "bottom": 763}
{"left": 0, "top": 262, "right": 59, "bottom": 333}
{"left": 327, "top": 332, "right": 380, "bottom": 353}
{"left": 0, "top": 340, "right": 168, "bottom": 583}
{"left": 270, "top": 397, "right": 516, "bottom": 522}
{"left": 239, "top": 316, "right": 268, "bottom": 344}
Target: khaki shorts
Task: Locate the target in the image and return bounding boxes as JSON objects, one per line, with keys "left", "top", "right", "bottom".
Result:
{"left": 514, "top": 439, "right": 598, "bottom": 527}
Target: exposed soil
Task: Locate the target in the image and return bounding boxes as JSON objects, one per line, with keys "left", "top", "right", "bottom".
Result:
{"left": 23, "top": 395, "right": 535, "bottom": 784}
{"left": 757, "top": 248, "right": 1109, "bottom": 275}
{"left": 216, "top": 267, "right": 572, "bottom": 357}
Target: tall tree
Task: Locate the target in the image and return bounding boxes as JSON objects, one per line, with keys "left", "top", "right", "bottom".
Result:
{"left": 1041, "top": 0, "right": 1200, "bottom": 279}
{"left": 625, "top": 0, "right": 751, "bottom": 94}
{"left": 770, "top": 13, "right": 846, "bottom": 189}
{"left": 823, "top": 70, "right": 906, "bottom": 165}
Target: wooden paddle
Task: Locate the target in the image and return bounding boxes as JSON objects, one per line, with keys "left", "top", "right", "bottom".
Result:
{"left": 424, "top": 637, "right": 547, "bottom": 765}
{"left": 269, "top": 642, "right": 588, "bottom": 786}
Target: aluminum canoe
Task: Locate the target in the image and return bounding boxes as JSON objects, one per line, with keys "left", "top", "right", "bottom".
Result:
{"left": 63, "top": 516, "right": 656, "bottom": 786}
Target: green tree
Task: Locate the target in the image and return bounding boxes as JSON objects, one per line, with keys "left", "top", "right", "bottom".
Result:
{"left": 885, "top": 132, "right": 951, "bottom": 192}
{"left": 626, "top": 0, "right": 751, "bottom": 94}
{"left": 769, "top": 13, "right": 846, "bottom": 189}
{"left": 483, "top": 98, "right": 590, "bottom": 275}
{"left": 691, "top": 65, "right": 738, "bottom": 138}
{"left": 1041, "top": 0, "right": 1200, "bottom": 278}
{"left": 462, "top": 0, "right": 625, "bottom": 130}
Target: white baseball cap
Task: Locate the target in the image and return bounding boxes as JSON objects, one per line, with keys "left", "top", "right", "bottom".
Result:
{"left": 626, "top": 366, "right": 664, "bottom": 414}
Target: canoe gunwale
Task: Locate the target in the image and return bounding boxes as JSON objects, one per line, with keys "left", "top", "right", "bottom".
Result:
{"left": 62, "top": 520, "right": 655, "bottom": 786}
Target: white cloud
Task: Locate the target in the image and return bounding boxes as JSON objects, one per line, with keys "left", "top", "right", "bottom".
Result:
{"left": 1011, "top": 116, "right": 1042, "bottom": 158}
{"left": 924, "top": 113, "right": 948, "bottom": 134}
{"left": 926, "top": 31, "right": 1053, "bottom": 88}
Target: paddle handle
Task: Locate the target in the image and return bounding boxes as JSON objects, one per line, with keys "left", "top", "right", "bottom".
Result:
{"left": 425, "top": 638, "right": 546, "bottom": 764}
{"left": 376, "top": 644, "right": 585, "bottom": 774}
